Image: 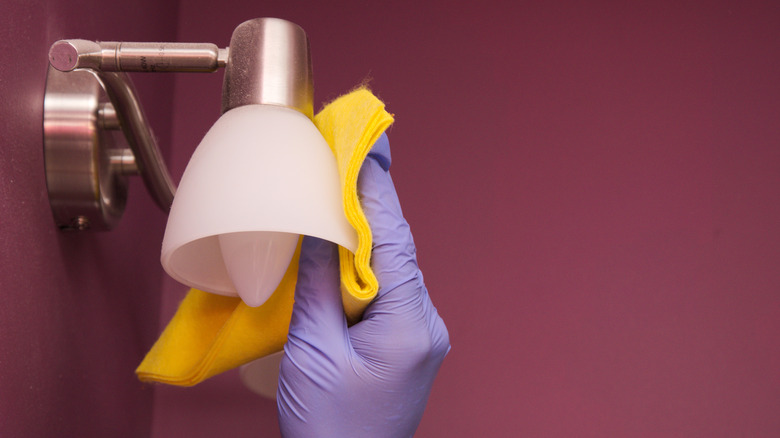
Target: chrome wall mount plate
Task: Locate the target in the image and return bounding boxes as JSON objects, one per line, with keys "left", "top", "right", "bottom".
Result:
{"left": 43, "top": 66, "right": 137, "bottom": 231}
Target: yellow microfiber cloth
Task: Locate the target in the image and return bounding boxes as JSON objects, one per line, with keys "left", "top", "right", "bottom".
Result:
{"left": 136, "top": 88, "right": 394, "bottom": 386}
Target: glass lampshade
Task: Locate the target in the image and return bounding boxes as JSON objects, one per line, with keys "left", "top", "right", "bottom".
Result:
{"left": 161, "top": 104, "right": 357, "bottom": 307}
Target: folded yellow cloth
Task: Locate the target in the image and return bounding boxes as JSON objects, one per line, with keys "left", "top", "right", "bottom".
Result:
{"left": 136, "top": 88, "right": 394, "bottom": 386}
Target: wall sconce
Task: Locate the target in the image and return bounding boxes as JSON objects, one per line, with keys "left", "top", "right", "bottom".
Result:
{"left": 44, "top": 18, "right": 358, "bottom": 307}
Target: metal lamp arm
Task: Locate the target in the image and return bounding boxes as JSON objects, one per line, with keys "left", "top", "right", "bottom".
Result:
{"left": 96, "top": 70, "right": 176, "bottom": 211}
{"left": 48, "top": 40, "right": 229, "bottom": 73}
{"left": 43, "top": 19, "right": 308, "bottom": 231}
{"left": 47, "top": 40, "right": 229, "bottom": 213}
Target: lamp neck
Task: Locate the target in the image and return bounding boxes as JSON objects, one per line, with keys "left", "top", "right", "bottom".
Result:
{"left": 221, "top": 18, "right": 314, "bottom": 119}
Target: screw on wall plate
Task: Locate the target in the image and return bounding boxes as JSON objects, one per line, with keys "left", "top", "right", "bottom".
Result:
{"left": 61, "top": 216, "right": 91, "bottom": 231}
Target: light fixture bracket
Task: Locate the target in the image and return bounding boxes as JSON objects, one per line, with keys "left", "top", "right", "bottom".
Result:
{"left": 42, "top": 40, "right": 227, "bottom": 230}
{"left": 42, "top": 18, "right": 314, "bottom": 231}
{"left": 43, "top": 66, "right": 133, "bottom": 231}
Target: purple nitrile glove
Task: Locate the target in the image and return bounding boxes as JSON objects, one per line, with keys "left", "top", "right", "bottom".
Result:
{"left": 277, "top": 133, "right": 450, "bottom": 437}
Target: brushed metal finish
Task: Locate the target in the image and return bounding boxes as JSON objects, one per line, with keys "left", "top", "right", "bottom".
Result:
{"left": 43, "top": 17, "right": 314, "bottom": 231}
{"left": 222, "top": 18, "right": 314, "bottom": 118}
{"left": 94, "top": 70, "right": 176, "bottom": 211}
{"left": 43, "top": 65, "right": 178, "bottom": 230}
{"left": 110, "top": 148, "right": 138, "bottom": 175}
{"left": 48, "top": 39, "right": 101, "bottom": 71}
{"left": 49, "top": 40, "right": 223, "bottom": 73}
{"left": 98, "top": 102, "right": 120, "bottom": 130}
{"left": 43, "top": 66, "right": 129, "bottom": 230}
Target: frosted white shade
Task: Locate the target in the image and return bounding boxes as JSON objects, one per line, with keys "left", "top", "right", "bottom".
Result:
{"left": 161, "top": 104, "right": 357, "bottom": 301}
{"left": 218, "top": 231, "right": 299, "bottom": 307}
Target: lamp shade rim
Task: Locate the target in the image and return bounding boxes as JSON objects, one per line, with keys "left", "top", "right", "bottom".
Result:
{"left": 160, "top": 104, "right": 357, "bottom": 296}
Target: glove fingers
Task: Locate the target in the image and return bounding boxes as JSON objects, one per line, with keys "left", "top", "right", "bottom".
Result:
{"left": 286, "top": 236, "right": 347, "bottom": 350}
{"left": 358, "top": 136, "right": 420, "bottom": 293}
{"left": 352, "top": 134, "right": 450, "bottom": 374}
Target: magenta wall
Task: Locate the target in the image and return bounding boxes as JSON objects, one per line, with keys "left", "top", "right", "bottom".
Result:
{"left": 151, "top": 1, "right": 780, "bottom": 437}
{"left": 0, "top": 0, "right": 177, "bottom": 436}
{"left": 6, "top": 0, "right": 771, "bottom": 436}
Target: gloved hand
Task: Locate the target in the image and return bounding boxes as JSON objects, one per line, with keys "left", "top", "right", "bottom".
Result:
{"left": 277, "top": 133, "right": 450, "bottom": 437}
